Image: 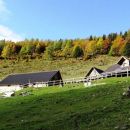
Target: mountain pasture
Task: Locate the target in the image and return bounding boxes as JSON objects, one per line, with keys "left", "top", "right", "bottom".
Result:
{"left": 0, "top": 78, "right": 130, "bottom": 130}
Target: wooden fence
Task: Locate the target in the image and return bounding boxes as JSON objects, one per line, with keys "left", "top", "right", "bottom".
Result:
{"left": 28, "top": 69, "right": 130, "bottom": 87}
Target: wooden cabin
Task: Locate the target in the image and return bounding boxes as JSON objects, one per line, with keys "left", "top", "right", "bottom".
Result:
{"left": 0, "top": 70, "right": 63, "bottom": 93}
{"left": 86, "top": 67, "right": 104, "bottom": 79}
{"left": 86, "top": 56, "right": 130, "bottom": 79}
{"left": 104, "top": 56, "right": 130, "bottom": 77}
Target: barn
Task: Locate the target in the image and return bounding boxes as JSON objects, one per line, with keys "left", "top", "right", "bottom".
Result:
{"left": 86, "top": 67, "right": 104, "bottom": 79}
{"left": 0, "top": 70, "right": 63, "bottom": 93}
{"left": 104, "top": 56, "right": 130, "bottom": 77}
{"left": 86, "top": 56, "right": 130, "bottom": 80}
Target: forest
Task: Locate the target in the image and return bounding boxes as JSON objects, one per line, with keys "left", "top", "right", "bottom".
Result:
{"left": 0, "top": 30, "right": 130, "bottom": 60}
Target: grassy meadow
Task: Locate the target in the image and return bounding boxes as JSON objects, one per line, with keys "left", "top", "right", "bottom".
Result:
{"left": 0, "top": 77, "right": 130, "bottom": 130}
{"left": 0, "top": 55, "right": 118, "bottom": 79}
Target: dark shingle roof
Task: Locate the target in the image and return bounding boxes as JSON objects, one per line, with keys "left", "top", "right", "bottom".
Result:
{"left": 0, "top": 70, "right": 62, "bottom": 86}
{"left": 86, "top": 67, "right": 104, "bottom": 77}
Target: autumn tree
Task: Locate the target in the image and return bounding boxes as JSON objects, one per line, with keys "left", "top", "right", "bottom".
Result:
{"left": 2, "top": 42, "right": 16, "bottom": 58}
{"left": 109, "top": 35, "right": 125, "bottom": 56}
{"left": 85, "top": 40, "right": 97, "bottom": 59}
{"left": 102, "top": 38, "right": 111, "bottom": 54}
{"left": 96, "top": 37, "right": 104, "bottom": 54}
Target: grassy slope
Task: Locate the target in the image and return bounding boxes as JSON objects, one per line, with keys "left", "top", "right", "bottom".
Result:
{"left": 0, "top": 55, "right": 118, "bottom": 79}
{"left": 1, "top": 77, "right": 130, "bottom": 130}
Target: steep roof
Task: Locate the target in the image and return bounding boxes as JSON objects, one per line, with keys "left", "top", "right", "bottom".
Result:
{"left": 105, "top": 64, "right": 121, "bottom": 73}
{"left": 86, "top": 67, "right": 104, "bottom": 77}
{"left": 121, "top": 66, "right": 130, "bottom": 71}
{"left": 117, "top": 56, "right": 130, "bottom": 65}
{"left": 105, "top": 56, "right": 130, "bottom": 73}
{"left": 0, "top": 70, "right": 62, "bottom": 86}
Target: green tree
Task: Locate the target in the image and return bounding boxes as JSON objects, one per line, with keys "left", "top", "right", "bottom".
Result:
{"left": 89, "top": 35, "right": 93, "bottom": 41}
{"left": 72, "top": 45, "right": 83, "bottom": 58}
{"left": 44, "top": 44, "right": 54, "bottom": 60}
{"left": 20, "top": 44, "right": 35, "bottom": 55}
{"left": 62, "top": 40, "right": 73, "bottom": 58}
{"left": 102, "top": 34, "right": 106, "bottom": 40}
{"left": 0, "top": 40, "right": 5, "bottom": 56}
{"left": 108, "top": 33, "right": 117, "bottom": 41}
{"left": 123, "top": 31, "right": 128, "bottom": 39}
{"left": 123, "top": 40, "right": 130, "bottom": 56}
{"left": 54, "top": 39, "right": 62, "bottom": 51}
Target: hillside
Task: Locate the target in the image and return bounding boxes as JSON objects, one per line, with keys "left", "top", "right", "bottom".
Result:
{"left": 0, "top": 77, "right": 130, "bottom": 130}
{"left": 0, "top": 55, "right": 118, "bottom": 79}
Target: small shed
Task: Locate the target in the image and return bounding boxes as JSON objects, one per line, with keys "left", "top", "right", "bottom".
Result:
{"left": 86, "top": 67, "right": 104, "bottom": 78}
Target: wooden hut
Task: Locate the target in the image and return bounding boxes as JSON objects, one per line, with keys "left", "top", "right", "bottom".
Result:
{"left": 0, "top": 70, "right": 63, "bottom": 93}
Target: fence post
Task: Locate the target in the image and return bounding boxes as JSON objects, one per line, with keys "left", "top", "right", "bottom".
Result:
{"left": 127, "top": 68, "right": 129, "bottom": 77}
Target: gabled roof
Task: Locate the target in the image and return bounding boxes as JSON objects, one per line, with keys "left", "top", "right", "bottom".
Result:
{"left": 117, "top": 56, "right": 130, "bottom": 65}
{"left": 0, "top": 70, "right": 62, "bottom": 86}
{"left": 121, "top": 66, "right": 130, "bottom": 71}
{"left": 86, "top": 67, "right": 104, "bottom": 77}
{"left": 105, "top": 56, "right": 130, "bottom": 73}
{"left": 105, "top": 64, "right": 121, "bottom": 73}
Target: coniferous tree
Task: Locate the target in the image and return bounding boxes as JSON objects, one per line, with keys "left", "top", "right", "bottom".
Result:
{"left": 72, "top": 45, "right": 83, "bottom": 58}
{"left": 102, "top": 34, "right": 106, "bottom": 40}
{"left": 44, "top": 44, "right": 54, "bottom": 60}
{"left": 123, "top": 31, "right": 128, "bottom": 39}
{"left": 0, "top": 40, "right": 5, "bottom": 56}
{"left": 89, "top": 35, "right": 93, "bottom": 41}
{"left": 62, "top": 40, "right": 73, "bottom": 58}
{"left": 54, "top": 39, "right": 62, "bottom": 51}
{"left": 123, "top": 40, "right": 130, "bottom": 56}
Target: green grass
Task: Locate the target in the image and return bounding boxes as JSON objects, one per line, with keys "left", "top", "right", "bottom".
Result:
{"left": 1, "top": 77, "right": 130, "bottom": 130}
{"left": 0, "top": 55, "right": 118, "bottom": 79}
